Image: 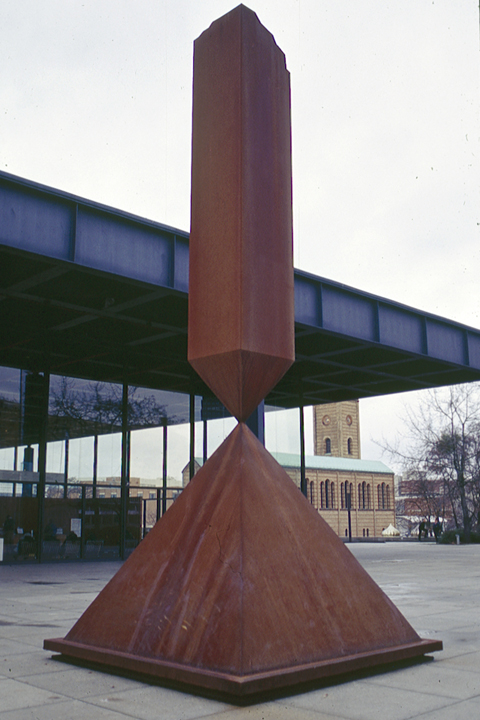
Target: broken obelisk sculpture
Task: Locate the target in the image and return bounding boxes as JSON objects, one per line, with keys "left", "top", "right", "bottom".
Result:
{"left": 45, "top": 5, "right": 442, "bottom": 697}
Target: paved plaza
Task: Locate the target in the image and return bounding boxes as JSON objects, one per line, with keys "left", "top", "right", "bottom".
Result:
{"left": 0, "top": 541, "right": 479, "bottom": 720}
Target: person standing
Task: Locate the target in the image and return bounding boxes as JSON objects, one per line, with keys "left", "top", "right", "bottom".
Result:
{"left": 418, "top": 520, "right": 425, "bottom": 541}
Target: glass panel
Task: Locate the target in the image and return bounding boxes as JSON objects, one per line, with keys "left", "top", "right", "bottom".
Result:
{"left": 48, "top": 376, "right": 123, "bottom": 442}
{"left": 265, "top": 406, "right": 300, "bottom": 455}
{"left": 199, "top": 396, "right": 233, "bottom": 459}
{"left": 303, "top": 406, "right": 315, "bottom": 456}
{"left": 127, "top": 387, "right": 191, "bottom": 429}
{"left": 263, "top": 404, "right": 315, "bottom": 457}
{"left": 194, "top": 418, "right": 204, "bottom": 467}
{"left": 0, "top": 447, "right": 15, "bottom": 471}
{"left": 0, "top": 491, "right": 38, "bottom": 561}
{"left": 96, "top": 433, "right": 122, "bottom": 483}
{"left": 166, "top": 423, "right": 190, "bottom": 487}
{"left": 46, "top": 440, "right": 65, "bottom": 475}
{"left": 204, "top": 416, "right": 236, "bottom": 458}
{"left": 129, "top": 426, "right": 163, "bottom": 484}
{"left": 83, "top": 496, "right": 120, "bottom": 559}
{"left": 125, "top": 495, "right": 142, "bottom": 554}
{"left": 0, "top": 367, "right": 21, "bottom": 450}
{"left": 43, "top": 495, "right": 82, "bottom": 561}
{"left": 68, "top": 436, "right": 94, "bottom": 483}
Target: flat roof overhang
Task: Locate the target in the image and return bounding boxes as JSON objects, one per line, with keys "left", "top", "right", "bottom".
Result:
{"left": 2, "top": 169, "right": 480, "bottom": 408}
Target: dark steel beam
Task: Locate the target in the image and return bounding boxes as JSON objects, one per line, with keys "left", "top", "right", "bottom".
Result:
{"left": 2, "top": 169, "right": 480, "bottom": 409}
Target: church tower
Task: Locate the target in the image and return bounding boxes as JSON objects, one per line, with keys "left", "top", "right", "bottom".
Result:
{"left": 313, "top": 400, "right": 360, "bottom": 458}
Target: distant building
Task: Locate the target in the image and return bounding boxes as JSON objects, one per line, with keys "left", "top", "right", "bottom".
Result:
{"left": 273, "top": 452, "right": 395, "bottom": 538}
{"left": 395, "top": 472, "right": 454, "bottom": 537}
{"left": 313, "top": 400, "right": 361, "bottom": 459}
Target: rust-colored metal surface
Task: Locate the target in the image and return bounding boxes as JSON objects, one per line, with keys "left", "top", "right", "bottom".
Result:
{"left": 45, "top": 424, "right": 441, "bottom": 696}
{"left": 45, "top": 4, "right": 442, "bottom": 699}
{"left": 188, "top": 4, "right": 295, "bottom": 421}
{"left": 43, "top": 636, "right": 441, "bottom": 697}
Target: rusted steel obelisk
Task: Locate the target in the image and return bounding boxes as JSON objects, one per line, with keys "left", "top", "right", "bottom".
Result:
{"left": 188, "top": 3, "right": 295, "bottom": 421}
{"left": 45, "top": 5, "right": 441, "bottom": 698}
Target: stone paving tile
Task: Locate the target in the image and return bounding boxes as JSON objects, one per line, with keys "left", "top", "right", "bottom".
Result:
{"left": 204, "top": 702, "right": 341, "bottom": 720}
{"left": 415, "top": 611, "right": 480, "bottom": 628}
{"left": 439, "top": 649, "right": 480, "bottom": 670}
{"left": 16, "top": 664, "right": 146, "bottom": 700}
{"left": 426, "top": 627, "right": 480, "bottom": 659}
{"left": 0, "top": 649, "right": 67, "bottom": 679}
{"left": 0, "top": 676, "right": 66, "bottom": 714}
{"left": 0, "top": 637, "right": 44, "bottom": 657}
{"left": 86, "top": 683, "right": 234, "bottom": 720}
{"left": 1, "top": 630, "right": 57, "bottom": 651}
{"left": 364, "top": 661, "right": 480, "bottom": 700}
{"left": 5, "top": 610, "right": 85, "bottom": 626}
{"left": 411, "top": 696, "right": 480, "bottom": 720}
{"left": 0, "top": 621, "right": 63, "bottom": 639}
{"left": 1, "top": 544, "right": 479, "bottom": 720}
{"left": 287, "top": 678, "right": 458, "bottom": 720}
{"left": 0, "top": 698, "right": 132, "bottom": 720}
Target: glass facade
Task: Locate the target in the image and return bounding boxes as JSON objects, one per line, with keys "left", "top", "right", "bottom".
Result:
{"left": 0, "top": 364, "right": 306, "bottom": 563}
{"left": 0, "top": 368, "right": 197, "bottom": 561}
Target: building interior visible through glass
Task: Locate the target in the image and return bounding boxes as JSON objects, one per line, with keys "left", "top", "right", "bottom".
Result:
{"left": 0, "top": 365, "right": 396, "bottom": 562}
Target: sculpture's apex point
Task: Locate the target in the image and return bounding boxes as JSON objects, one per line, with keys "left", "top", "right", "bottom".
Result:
{"left": 198, "top": 4, "right": 277, "bottom": 45}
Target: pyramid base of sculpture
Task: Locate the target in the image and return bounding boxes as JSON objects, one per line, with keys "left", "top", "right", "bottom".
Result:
{"left": 45, "top": 424, "right": 441, "bottom": 698}
{"left": 44, "top": 636, "right": 441, "bottom": 697}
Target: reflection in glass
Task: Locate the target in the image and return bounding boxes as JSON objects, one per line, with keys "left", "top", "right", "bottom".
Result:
{"left": 0, "top": 447, "right": 15, "bottom": 471}
{"left": 97, "top": 433, "right": 122, "bottom": 483}
{"left": 166, "top": 423, "right": 190, "bottom": 486}
{"left": 0, "top": 367, "right": 21, "bottom": 452}
{"left": 68, "top": 437, "right": 95, "bottom": 483}
{"left": 129, "top": 426, "right": 163, "bottom": 483}
{"left": 2, "top": 364, "right": 298, "bottom": 562}
{"left": 265, "top": 405, "right": 314, "bottom": 456}
{"left": 49, "top": 376, "right": 123, "bottom": 441}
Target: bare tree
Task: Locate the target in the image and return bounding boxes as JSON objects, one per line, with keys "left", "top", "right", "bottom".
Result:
{"left": 383, "top": 384, "right": 480, "bottom": 541}
{"left": 49, "top": 379, "right": 170, "bottom": 438}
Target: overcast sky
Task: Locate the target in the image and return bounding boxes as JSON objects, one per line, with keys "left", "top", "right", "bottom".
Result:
{"left": 1, "top": 1, "right": 479, "bottom": 475}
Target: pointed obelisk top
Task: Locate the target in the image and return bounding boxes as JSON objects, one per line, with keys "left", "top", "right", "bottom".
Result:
{"left": 188, "top": 4, "right": 295, "bottom": 420}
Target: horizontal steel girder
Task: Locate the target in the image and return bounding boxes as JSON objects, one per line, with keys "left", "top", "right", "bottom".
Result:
{"left": 1, "top": 169, "right": 480, "bottom": 407}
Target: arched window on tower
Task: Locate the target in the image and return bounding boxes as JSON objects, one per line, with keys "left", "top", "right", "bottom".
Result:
{"left": 378, "top": 482, "right": 388, "bottom": 509}
{"left": 320, "top": 481, "right": 325, "bottom": 509}
{"left": 347, "top": 437, "right": 352, "bottom": 455}
{"left": 344, "top": 482, "right": 353, "bottom": 509}
{"left": 309, "top": 480, "right": 314, "bottom": 505}
{"left": 322, "top": 479, "right": 335, "bottom": 509}
{"left": 325, "top": 438, "right": 331, "bottom": 454}
{"left": 386, "top": 484, "right": 391, "bottom": 509}
{"left": 359, "top": 481, "right": 371, "bottom": 509}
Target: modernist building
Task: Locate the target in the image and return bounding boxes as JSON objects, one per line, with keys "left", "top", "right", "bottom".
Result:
{"left": 2, "top": 170, "right": 480, "bottom": 561}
